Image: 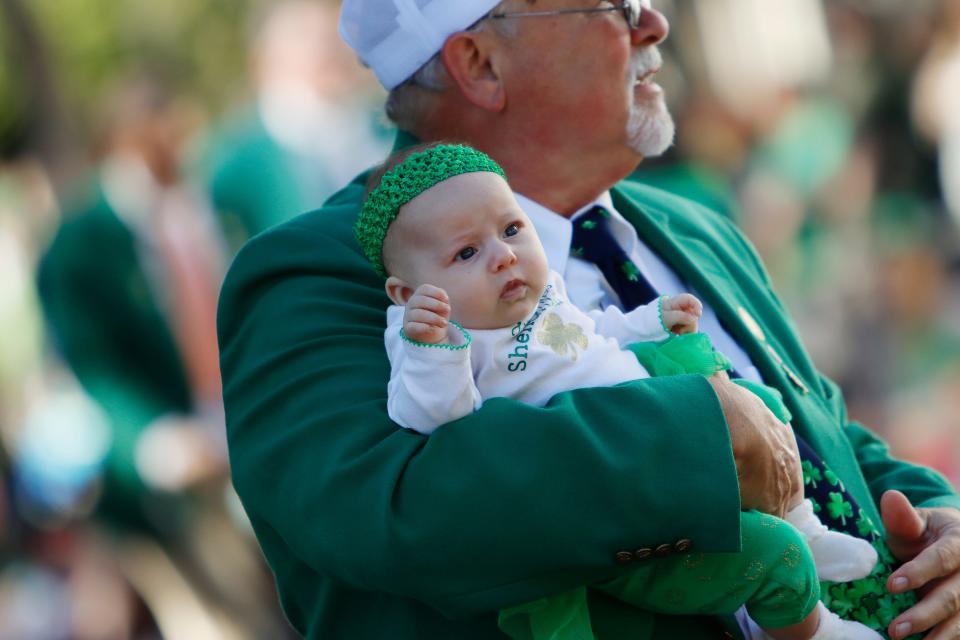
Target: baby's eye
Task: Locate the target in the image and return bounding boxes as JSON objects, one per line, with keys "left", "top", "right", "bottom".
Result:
{"left": 504, "top": 222, "right": 521, "bottom": 237}
{"left": 456, "top": 246, "right": 477, "bottom": 261}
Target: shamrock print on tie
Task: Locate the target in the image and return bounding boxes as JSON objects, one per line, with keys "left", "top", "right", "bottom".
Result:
{"left": 798, "top": 439, "right": 919, "bottom": 638}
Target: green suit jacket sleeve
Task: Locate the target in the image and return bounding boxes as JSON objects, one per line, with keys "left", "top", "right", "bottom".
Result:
{"left": 217, "top": 176, "right": 744, "bottom": 625}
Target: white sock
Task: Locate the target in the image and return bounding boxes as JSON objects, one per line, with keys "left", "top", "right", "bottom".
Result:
{"left": 808, "top": 602, "right": 884, "bottom": 640}
{"left": 786, "top": 499, "right": 878, "bottom": 582}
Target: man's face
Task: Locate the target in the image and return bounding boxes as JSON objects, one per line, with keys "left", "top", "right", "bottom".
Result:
{"left": 387, "top": 172, "right": 550, "bottom": 330}
{"left": 495, "top": 0, "right": 674, "bottom": 159}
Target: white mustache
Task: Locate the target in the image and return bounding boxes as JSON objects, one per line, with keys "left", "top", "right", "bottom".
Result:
{"left": 629, "top": 47, "right": 662, "bottom": 81}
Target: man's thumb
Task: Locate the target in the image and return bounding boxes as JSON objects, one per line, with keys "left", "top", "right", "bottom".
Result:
{"left": 881, "top": 490, "right": 925, "bottom": 541}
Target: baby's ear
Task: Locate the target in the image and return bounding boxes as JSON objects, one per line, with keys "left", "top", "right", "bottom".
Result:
{"left": 385, "top": 276, "right": 413, "bottom": 306}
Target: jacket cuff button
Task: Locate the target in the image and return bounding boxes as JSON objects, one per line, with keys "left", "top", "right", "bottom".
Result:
{"left": 674, "top": 538, "right": 693, "bottom": 553}
{"left": 615, "top": 551, "right": 634, "bottom": 565}
{"left": 654, "top": 543, "right": 673, "bottom": 557}
{"left": 634, "top": 547, "right": 653, "bottom": 560}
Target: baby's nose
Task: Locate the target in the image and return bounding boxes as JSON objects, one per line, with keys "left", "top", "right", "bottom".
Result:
{"left": 491, "top": 243, "right": 518, "bottom": 271}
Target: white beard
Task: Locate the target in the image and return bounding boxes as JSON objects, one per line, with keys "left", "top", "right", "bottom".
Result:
{"left": 625, "top": 47, "right": 675, "bottom": 157}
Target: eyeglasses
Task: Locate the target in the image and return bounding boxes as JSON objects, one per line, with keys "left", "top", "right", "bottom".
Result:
{"left": 485, "top": 0, "right": 643, "bottom": 31}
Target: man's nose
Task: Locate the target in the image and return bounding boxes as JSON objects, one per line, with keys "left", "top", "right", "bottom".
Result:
{"left": 631, "top": 5, "right": 669, "bottom": 47}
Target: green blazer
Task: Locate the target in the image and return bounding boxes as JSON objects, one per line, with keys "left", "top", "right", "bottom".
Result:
{"left": 218, "top": 155, "right": 960, "bottom": 639}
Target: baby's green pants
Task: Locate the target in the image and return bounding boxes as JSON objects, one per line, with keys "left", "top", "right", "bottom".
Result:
{"left": 500, "top": 510, "right": 820, "bottom": 640}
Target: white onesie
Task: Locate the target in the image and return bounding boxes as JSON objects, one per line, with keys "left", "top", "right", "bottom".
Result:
{"left": 386, "top": 271, "right": 669, "bottom": 434}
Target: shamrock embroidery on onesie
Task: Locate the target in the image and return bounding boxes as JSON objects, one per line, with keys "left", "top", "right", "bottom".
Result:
{"left": 537, "top": 313, "right": 588, "bottom": 361}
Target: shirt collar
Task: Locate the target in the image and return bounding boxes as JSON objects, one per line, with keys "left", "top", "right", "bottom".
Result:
{"left": 514, "top": 190, "right": 638, "bottom": 275}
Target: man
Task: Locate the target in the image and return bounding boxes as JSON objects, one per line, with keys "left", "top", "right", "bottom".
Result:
{"left": 217, "top": 1, "right": 960, "bottom": 638}
{"left": 39, "top": 80, "right": 227, "bottom": 527}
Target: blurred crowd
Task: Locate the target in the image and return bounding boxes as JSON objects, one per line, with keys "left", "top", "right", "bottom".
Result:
{"left": 0, "top": 0, "right": 958, "bottom": 638}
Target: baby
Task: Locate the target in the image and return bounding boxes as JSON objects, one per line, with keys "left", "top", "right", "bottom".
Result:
{"left": 356, "top": 143, "right": 881, "bottom": 640}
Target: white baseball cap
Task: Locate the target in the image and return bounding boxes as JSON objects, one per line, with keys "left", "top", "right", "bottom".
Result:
{"left": 339, "top": 0, "right": 501, "bottom": 90}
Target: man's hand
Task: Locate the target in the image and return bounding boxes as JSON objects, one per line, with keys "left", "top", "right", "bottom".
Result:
{"left": 708, "top": 375, "right": 802, "bottom": 518}
{"left": 403, "top": 284, "right": 451, "bottom": 344}
{"left": 883, "top": 490, "right": 960, "bottom": 639}
{"left": 661, "top": 293, "right": 703, "bottom": 334}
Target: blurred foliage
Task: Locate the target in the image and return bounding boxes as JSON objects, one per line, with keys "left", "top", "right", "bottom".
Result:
{"left": 0, "top": 21, "right": 27, "bottom": 157}
{"left": 0, "top": 0, "right": 258, "bottom": 156}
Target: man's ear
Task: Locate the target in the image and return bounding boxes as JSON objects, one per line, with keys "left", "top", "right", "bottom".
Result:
{"left": 441, "top": 30, "right": 506, "bottom": 112}
{"left": 385, "top": 276, "right": 414, "bottom": 306}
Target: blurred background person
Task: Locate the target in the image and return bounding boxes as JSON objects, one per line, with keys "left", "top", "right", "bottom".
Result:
{"left": 37, "top": 76, "right": 227, "bottom": 534}
{"left": 33, "top": 77, "right": 294, "bottom": 639}
{"left": 201, "top": 0, "right": 392, "bottom": 253}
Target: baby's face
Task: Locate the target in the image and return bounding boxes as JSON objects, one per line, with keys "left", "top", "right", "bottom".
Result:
{"left": 386, "top": 172, "right": 550, "bottom": 330}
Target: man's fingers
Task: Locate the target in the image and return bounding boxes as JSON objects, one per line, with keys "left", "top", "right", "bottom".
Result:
{"left": 883, "top": 490, "right": 927, "bottom": 544}
{"left": 889, "top": 573, "right": 960, "bottom": 639}
{"left": 891, "top": 535, "right": 960, "bottom": 594}
{"left": 926, "top": 609, "right": 960, "bottom": 640}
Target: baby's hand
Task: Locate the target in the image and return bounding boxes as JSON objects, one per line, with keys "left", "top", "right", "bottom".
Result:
{"left": 403, "top": 284, "right": 451, "bottom": 344}
{"left": 662, "top": 293, "right": 703, "bottom": 334}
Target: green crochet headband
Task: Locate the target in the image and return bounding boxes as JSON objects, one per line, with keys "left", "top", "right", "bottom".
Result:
{"left": 356, "top": 144, "right": 506, "bottom": 277}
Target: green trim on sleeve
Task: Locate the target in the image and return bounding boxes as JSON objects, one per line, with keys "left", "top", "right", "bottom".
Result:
{"left": 657, "top": 295, "right": 670, "bottom": 335}
{"left": 400, "top": 320, "right": 472, "bottom": 350}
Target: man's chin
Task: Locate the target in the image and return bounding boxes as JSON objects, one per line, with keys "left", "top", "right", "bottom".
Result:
{"left": 626, "top": 110, "right": 675, "bottom": 158}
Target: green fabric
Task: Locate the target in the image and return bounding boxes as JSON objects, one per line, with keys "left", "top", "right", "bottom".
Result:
{"left": 629, "top": 333, "right": 793, "bottom": 424}
{"left": 600, "top": 510, "right": 820, "bottom": 629}
{"left": 627, "top": 332, "right": 731, "bottom": 378}
{"left": 500, "top": 587, "right": 595, "bottom": 640}
{"left": 204, "top": 110, "right": 329, "bottom": 253}
{"left": 201, "top": 105, "right": 394, "bottom": 255}
{"left": 356, "top": 143, "right": 505, "bottom": 276}
{"left": 631, "top": 162, "right": 739, "bottom": 222}
{"left": 217, "top": 131, "right": 960, "bottom": 640}
{"left": 37, "top": 184, "right": 193, "bottom": 532}
{"left": 502, "top": 510, "right": 820, "bottom": 640}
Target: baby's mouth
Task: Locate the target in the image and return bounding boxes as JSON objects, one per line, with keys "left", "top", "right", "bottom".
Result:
{"left": 501, "top": 279, "right": 527, "bottom": 300}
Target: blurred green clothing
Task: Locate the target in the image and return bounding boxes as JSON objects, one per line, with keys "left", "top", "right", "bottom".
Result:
{"left": 37, "top": 184, "right": 192, "bottom": 531}
{"left": 632, "top": 162, "right": 739, "bottom": 221}
{"left": 203, "top": 104, "right": 391, "bottom": 253}
{"left": 750, "top": 98, "right": 854, "bottom": 199}
{"left": 206, "top": 109, "right": 325, "bottom": 251}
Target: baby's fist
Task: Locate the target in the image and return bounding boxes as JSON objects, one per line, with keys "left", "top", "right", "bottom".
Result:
{"left": 662, "top": 293, "right": 702, "bottom": 334}
{"left": 404, "top": 284, "right": 451, "bottom": 344}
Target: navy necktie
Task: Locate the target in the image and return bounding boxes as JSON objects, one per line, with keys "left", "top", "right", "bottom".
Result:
{"left": 570, "top": 205, "right": 659, "bottom": 310}
{"left": 568, "top": 203, "right": 913, "bottom": 633}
